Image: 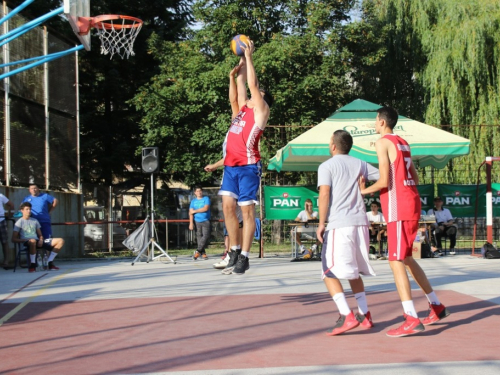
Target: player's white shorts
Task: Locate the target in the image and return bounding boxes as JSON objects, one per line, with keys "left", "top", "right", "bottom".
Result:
{"left": 321, "top": 226, "right": 376, "bottom": 280}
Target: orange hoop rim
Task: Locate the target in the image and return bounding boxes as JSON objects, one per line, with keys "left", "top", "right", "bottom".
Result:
{"left": 90, "top": 15, "right": 143, "bottom": 30}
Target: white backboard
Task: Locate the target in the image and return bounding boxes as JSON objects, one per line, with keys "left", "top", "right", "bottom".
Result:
{"left": 63, "top": 0, "right": 91, "bottom": 51}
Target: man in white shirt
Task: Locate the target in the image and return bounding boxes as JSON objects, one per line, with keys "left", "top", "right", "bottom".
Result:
{"left": 366, "top": 202, "right": 386, "bottom": 243}
{"left": 427, "top": 197, "right": 457, "bottom": 255}
{"left": 293, "top": 199, "right": 319, "bottom": 259}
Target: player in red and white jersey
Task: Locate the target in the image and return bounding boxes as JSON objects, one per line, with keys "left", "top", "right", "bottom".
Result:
{"left": 223, "top": 104, "right": 263, "bottom": 166}
{"left": 379, "top": 135, "right": 421, "bottom": 223}
{"left": 214, "top": 39, "right": 273, "bottom": 276}
{"left": 361, "top": 106, "right": 450, "bottom": 337}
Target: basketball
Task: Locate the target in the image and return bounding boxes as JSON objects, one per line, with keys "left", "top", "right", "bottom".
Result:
{"left": 230, "top": 34, "right": 250, "bottom": 56}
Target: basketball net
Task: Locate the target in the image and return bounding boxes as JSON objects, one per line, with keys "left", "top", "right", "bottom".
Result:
{"left": 93, "top": 16, "right": 142, "bottom": 59}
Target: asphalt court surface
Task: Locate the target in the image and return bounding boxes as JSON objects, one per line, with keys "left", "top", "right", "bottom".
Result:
{"left": 1, "top": 254, "right": 500, "bottom": 374}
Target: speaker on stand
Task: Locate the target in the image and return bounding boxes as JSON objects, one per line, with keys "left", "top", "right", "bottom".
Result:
{"left": 142, "top": 147, "right": 159, "bottom": 173}
{"left": 131, "top": 147, "right": 175, "bottom": 265}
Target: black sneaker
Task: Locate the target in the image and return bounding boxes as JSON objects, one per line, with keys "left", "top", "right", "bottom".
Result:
{"left": 221, "top": 249, "right": 241, "bottom": 275}
{"left": 232, "top": 254, "right": 249, "bottom": 275}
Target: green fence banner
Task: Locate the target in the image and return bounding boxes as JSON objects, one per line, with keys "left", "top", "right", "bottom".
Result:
{"left": 493, "top": 184, "right": 500, "bottom": 216}
{"left": 264, "top": 185, "right": 318, "bottom": 220}
{"left": 263, "top": 184, "right": 434, "bottom": 220}
{"left": 362, "top": 184, "right": 433, "bottom": 213}
{"left": 436, "top": 184, "right": 489, "bottom": 217}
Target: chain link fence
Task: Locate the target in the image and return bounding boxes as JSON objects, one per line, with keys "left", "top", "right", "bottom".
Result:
{"left": 1, "top": 3, "right": 78, "bottom": 189}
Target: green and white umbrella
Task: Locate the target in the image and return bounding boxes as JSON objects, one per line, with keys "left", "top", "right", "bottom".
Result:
{"left": 267, "top": 99, "right": 470, "bottom": 172}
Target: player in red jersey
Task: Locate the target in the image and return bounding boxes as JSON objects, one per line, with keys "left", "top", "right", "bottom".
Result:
{"left": 360, "top": 106, "right": 450, "bottom": 337}
{"left": 217, "top": 39, "right": 273, "bottom": 275}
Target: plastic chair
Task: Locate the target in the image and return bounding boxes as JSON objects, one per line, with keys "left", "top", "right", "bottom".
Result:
{"left": 14, "top": 241, "right": 29, "bottom": 272}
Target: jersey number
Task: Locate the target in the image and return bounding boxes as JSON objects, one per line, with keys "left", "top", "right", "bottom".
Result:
{"left": 404, "top": 157, "right": 413, "bottom": 179}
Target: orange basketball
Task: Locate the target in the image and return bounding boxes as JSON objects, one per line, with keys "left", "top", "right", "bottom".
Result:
{"left": 230, "top": 34, "right": 249, "bottom": 56}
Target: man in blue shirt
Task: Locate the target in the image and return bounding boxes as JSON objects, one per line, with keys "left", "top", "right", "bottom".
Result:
{"left": 189, "top": 186, "right": 211, "bottom": 260}
{"left": 22, "top": 184, "right": 58, "bottom": 239}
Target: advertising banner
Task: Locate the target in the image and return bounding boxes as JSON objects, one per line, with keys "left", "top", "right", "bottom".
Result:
{"left": 436, "top": 184, "right": 492, "bottom": 217}
{"left": 264, "top": 184, "right": 499, "bottom": 220}
{"left": 264, "top": 186, "right": 318, "bottom": 220}
{"left": 264, "top": 184, "right": 434, "bottom": 220}
{"left": 362, "top": 184, "right": 433, "bottom": 213}
{"left": 492, "top": 183, "right": 500, "bottom": 217}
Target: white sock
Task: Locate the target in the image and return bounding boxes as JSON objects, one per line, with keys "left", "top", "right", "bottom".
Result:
{"left": 402, "top": 300, "right": 418, "bottom": 318}
{"left": 333, "top": 293, "right": 351, "bottom": 316}
{"left": 48, "top": 252, "right": 57, "bottom": 262}
{"left": 230, "top": 245, "right": 241, "bottom": 251}
{"left": 30, "top": 254, "right": 36, "bottom": 263}
{"left": 355, "top": 292, "right": 368, "bottom": 315}
{"left": 241, "top": 251, "right": 250, "bottom": 258}
{"left": 426, "top": 291, "right": 440, "bottom": 305}
{"left": 224, "top": 254, "right": 230, "bottom": 261}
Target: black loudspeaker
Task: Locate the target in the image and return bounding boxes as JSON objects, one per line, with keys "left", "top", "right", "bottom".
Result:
{"left": 142, "top": 147, "right": 159, "bottom": 173}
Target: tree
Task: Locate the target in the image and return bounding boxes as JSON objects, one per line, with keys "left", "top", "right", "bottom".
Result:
{"left": 133, "top": 0, "right": 357, "bottom": 187}
{"left": 78, "top": 1, "right": 192, "bottom": 186}
{"left": 349, "top": 0, "right": 500, "bottom": 183}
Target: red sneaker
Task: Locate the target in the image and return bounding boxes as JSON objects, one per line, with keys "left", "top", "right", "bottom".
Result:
{"left": 422, "top": 303, "right": 450, "bottom": 326}
{"left": 355, "top": 311, "right": 374, "bottom": 329}
{"left": 386, "top": 314, "right": 425, "bottom": 337}
{"left": 327, "top": 311, "right": 360, "bottom": 336}
{"left": 48, "top": 262, "right": 59, "bottom": 271}
{"left": 193, "top": 251, "right": 200, "bottom": 260}
{"left": 29, "top": 263, "right": 36, "bottom": 273}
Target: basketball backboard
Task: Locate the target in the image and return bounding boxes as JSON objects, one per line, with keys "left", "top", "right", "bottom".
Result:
{"left": 63, "top": 0, "right": 91, "bottom": 51}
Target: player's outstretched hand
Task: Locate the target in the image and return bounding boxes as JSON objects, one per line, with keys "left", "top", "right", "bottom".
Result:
{"left": 242, "top": 38, "right": 255, "bottom": 57}
{"left": 229, "top": 61, "right": 244, "bottom": 78}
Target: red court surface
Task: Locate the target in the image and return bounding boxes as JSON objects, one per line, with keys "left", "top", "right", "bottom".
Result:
{"left": 0, "top": 289, "right": 498, "bottom": 374}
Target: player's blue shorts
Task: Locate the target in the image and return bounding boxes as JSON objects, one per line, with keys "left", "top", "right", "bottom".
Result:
{"left": 218, "top": 162, "right": 261, "bottom": 205}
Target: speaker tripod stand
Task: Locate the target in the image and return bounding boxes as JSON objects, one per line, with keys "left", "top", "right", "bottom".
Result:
{"left": 131, "top": 173, "right": 176, "bottom": 265}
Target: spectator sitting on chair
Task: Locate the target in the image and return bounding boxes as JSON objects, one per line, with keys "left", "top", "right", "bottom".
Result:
{"left": 294, "top": 199, "right": 320, "bottom": 259}
{"left": 366, "top": 202, "right": 386, "bottom": 243}
{"left": 0, "top": 192, "right": 15, "bottom": 269}
{"left": 427, "top": 197, "right": 457, "bottom": 256}
{"left": 12, "top": 202, "right": 64, "bottom": 272}
{"left": 22, "top": 183, "right": 58, "bottom": 240}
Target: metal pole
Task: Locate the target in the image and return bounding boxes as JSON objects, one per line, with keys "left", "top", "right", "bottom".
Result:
{"left": 44, "top": 26, "right": 49, "bottom": 188}
{"left": 486, "top": 157, "right": 493, "bottom": 244}
{"left": 259, "top": 178, "right": 264, "bottom": 258}
{"left": 109, "top": 186, "right": 112, "bottom": 252}
{"left": 3, "top": 2, "right": 10, "bottom": 186}
{"left": 76, "top": 46, "right": 81, "bottom": 193}
{"left": 150, "top": 173, "right": 154, "bottom": 261}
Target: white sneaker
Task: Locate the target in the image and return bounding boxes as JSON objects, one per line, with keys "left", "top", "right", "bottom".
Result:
{"left": 450, "top": 249, "right": 456, "bottom": 255}
{"left": 213, "top": 259, "right": 228, "bottom": 269}
{"left": 299, "top": 245, "right": 307, "bottom": 254}
{"left": 311, "top": 244, "right": 318, "bottom": 252}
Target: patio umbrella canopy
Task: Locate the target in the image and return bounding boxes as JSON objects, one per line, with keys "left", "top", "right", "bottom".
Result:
{"left": 268, "top": 99, "right": 470, "bottom": 172}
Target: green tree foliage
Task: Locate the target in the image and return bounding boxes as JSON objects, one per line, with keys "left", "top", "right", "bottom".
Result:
{"left": 133, "top": 0, "right": 356, "bottom": 187}
{"left": 6, "top": 0, "right": 192, "bottom": 187}
{"left": 351, "top": 0, "right": 500, "bottom": 184}
{"left": 78, "top": 1, "right": 192, "bottom": 186}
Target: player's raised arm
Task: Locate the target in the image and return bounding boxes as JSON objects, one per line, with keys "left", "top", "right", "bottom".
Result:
{"left": 229, "top": 60, "right": 243, "bottom": 119}
{"left": 236, "top": 57, "right": 248, "bottom": 110}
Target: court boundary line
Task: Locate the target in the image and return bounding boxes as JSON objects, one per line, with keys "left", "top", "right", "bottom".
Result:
{"left": 0, "top": 269, "right": 72, "bottom": 327}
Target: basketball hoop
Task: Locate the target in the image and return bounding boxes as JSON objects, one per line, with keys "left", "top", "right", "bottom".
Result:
{"left": 77, "top": 15, "right": 143, "bottom": 59}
